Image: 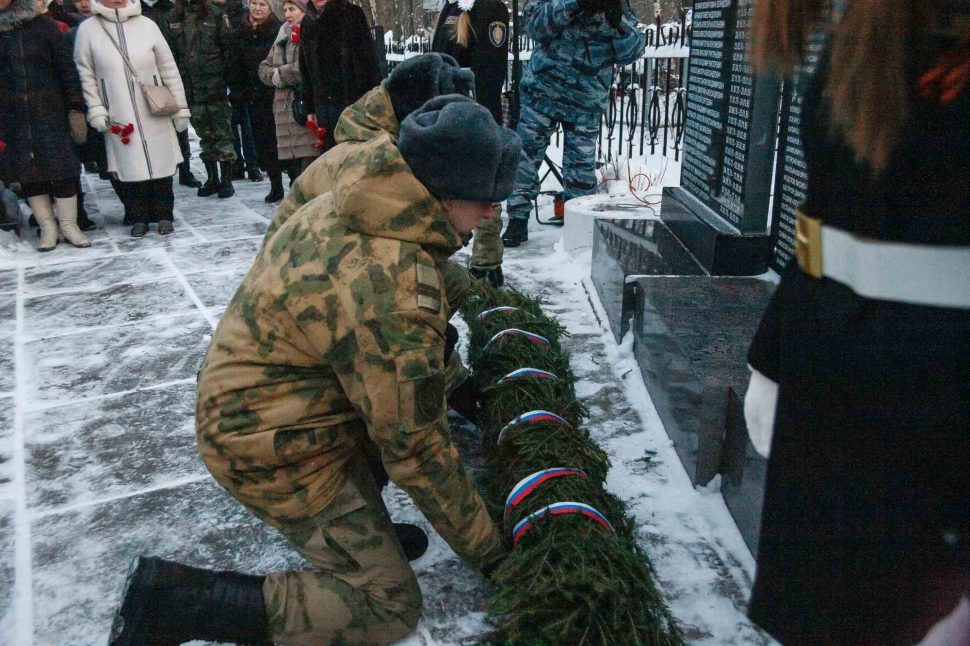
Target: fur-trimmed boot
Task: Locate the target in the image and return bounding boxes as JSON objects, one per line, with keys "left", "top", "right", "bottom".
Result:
{"left": 55, "top": 196, "right": 91, "bottom": 248}
{"left": 108, "top": 556, "right": 273, "bottom": 646}
{"left": 26, "top": 195, "right": 60, "bottom": 252}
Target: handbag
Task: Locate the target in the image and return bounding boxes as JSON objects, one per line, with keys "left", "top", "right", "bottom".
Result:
{"left": 291, "top": 85, "right": 309, "bottom": 126}
{"left": 99, "top": 19, "right": 182, "bottom": 117}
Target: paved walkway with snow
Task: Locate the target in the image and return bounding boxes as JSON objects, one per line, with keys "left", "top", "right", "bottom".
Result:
{"left": 0, "top": 160, "right": 773, "bottom": 644}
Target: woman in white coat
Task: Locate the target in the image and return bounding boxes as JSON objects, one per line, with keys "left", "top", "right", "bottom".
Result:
{"left": 74, "top": 0, "right": 190, "bottom": 237}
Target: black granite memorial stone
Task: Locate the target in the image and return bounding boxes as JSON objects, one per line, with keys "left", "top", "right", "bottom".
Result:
{"left": 660, "top": 0, "right": 780, "bottom": 275}
{"left": 770, "top": 36, "right": 826, "bottom": 272}
{"left": 629, "top": 276, "right": 775, "bottom": 486}
{"left": 590, "top": 217, "right": 705, "bottom": 343}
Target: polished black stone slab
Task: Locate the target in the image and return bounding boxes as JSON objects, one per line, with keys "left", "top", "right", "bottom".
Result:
{"left": 660, "top": 188, "right": 772, "bottom": 276}
{"left": 630, "top": 276, "right": 775, "bottom": 485}
{"left": 590, "top": 217, "right": 705, "bottom": 343}
{"left": 719, "top": 389, "right": 767, "bottom": 556}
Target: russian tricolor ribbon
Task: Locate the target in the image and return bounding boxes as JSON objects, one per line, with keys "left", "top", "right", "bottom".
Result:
{"left": 482, "top": 328, "right": 551, "bottom": 353}
{"left": 496, "top": 410, "right": 572, "bottom": 444}
{"left": 511, "top": 502, "right": 615, "bottom": 547}
{"left": 504, "top": 468, "right": 588, "bottom": 519}
{"left": 476, "top": 306, "right": 520, "bottom": 323}
{"left": 496, "top": 368, "right": 559, "bottom": 385}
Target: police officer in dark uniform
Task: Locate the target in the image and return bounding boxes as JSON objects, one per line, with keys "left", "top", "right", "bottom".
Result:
{"left": 431, "top": 0, "right": 509, "bottom": 287}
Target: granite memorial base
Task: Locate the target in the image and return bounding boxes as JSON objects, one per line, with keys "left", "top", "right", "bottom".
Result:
{"left": 628, "top": 276, "right": 774, "bottom": 554}
{"left": 590, "top": 217, "right": 705, "bottom": 343}
{"left": 660, "top": 188, "right": 773, "bottom": 276}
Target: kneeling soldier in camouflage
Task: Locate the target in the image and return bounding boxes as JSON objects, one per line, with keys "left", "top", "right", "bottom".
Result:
{"left": 108, "top": 95, "right": 521, "bottom": 646}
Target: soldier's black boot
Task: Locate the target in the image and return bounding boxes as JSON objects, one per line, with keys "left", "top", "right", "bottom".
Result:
{"left": 108, "top": 556, "right": 272, "bottom": 646}
{"left": 178, "top": 162, "right": 202, "bottom": 188}
{"left": 218, "top": 162, "right": 235, "bottom": 199}
{"left": 501, "top": 219, "right": 528, "bottom": 247}
{"left": 264, "top": 172, "right": 284, "bottom": 203}
{"left": 394, "top": 523, "right": 429, "bottom": 561}
{"left": 197, "top": 161, "right": 221, "bottom": 197}
{"left": 247, "top": 165, "right": 264, "bottom": 182}
{"left": 469, "top": 266, "right": 504, "bottom": 288}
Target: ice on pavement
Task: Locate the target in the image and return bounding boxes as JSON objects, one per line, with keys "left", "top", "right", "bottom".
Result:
{"left": 0, "top": 161, "right": 773, "bottom": 645}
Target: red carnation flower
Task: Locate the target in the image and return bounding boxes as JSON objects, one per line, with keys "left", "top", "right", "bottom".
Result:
{"left": 110, "top": 123, "right": 123, "bottom": 135}
{"left": 313, "top": 141, "right": 325, "bottom": 150}
{"left": 315, "top": 127, "right": 326, "bottom": 138}
{"left": 122, "top": 123, "right": 134, "bottom": 136}
{"left": 291, "top": 24, "right": 301, "bottom": 43}
{"left": 0, "top": 140, "right": 6, "bottom": 155}
{"left": 305, "top": 117, "right": 317, "bottom": 130}
{"left": 120, "top": 137, "right": 131, "bottom": 145}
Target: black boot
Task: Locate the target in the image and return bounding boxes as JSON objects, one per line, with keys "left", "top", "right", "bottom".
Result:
{"left": 264, "top": 172, "right": 284, "bottom": 203}
{"left": 178, "top": 162, "right": 202, "bottom": 188}
{"left": 394, "top": 523, "right": 429, "bottom": 561}
{"left": 197, "top": 161, "right": 221, "bottom": 197}
{"left": 76, "top": 198, "right": 97, "bottom": 232}
{"left": 469, "top": 266, "right": 504, "bottom": 288}
{"left": 231, "top": 159, "right": 246, "bottom": 180}
{"left": 108, "top": 556, "right": 272, "bottom": 646}
{"left": 501, "top": 219, "right": 528, "bottom": 247}
{"left": 247, "top": 165, "right": 264, "bottom": 182}
{"left": 218, "top": 162, "right": 235, "bottom": 198}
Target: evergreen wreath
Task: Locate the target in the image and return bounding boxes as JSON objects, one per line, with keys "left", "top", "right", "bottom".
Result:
{"left": 461, "top": 282, "right": 683, "bottom": 645}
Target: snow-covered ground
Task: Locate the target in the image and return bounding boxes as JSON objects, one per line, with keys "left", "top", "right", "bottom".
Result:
{"left": 0, "top": 147, "right": 772, "bottom": 644}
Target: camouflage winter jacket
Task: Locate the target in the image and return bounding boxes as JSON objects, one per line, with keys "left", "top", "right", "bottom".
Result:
{"left": 196, "top": 107, "right": 505, "bottom": 570}
{"left": 262, "top": 84, "right": 399, "bottom": 244}
{"left": 161, "top": 3, "right": 234, "bottom": 104}
{"left": 520, "top": 0, "right": 644, "bottom": 118}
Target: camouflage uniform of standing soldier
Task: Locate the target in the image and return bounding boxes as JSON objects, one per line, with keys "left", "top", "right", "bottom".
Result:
{"left": 161, "top": 0, "right": 237, "bottom": 198}
{"left": 431, "top": 0, "right": 509, "bottom": 287}
{"left": 500, "top": 0, "right": 644, "bottom": 246}
{"left": 107, "top": 94, "right": 521, "bottom": 646}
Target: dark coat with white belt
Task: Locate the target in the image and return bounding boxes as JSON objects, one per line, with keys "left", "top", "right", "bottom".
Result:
{"left": 746, "top": 37, "right": 970, "bottom": 646}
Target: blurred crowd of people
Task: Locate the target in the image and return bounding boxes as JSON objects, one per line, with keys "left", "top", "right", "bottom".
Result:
{"left": 0, "top": 0, "right": 380, "bottom": 248}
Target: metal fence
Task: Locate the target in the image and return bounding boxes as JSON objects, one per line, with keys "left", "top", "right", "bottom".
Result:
{"left": 378, "top": 14, "right": 691, "bottom": 162}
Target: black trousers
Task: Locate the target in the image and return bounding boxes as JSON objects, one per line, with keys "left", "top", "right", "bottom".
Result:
{"left": 118, "top": 177, "right": 174, "bottom": 224}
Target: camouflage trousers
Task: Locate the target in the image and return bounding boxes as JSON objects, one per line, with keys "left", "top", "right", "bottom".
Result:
{"left": 189, "top": 100, "right": 237, "bottom": 164}
{"left": 262, "top": 455, "right": 423, "bottom": 645}
{"left": 469, "top": 204, "right": 504, "bottom": 270}
{"left": 506, "top": 103, "right": 600, "bottom": 223}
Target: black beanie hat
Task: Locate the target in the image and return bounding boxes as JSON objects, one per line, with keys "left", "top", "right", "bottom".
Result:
{"left": 398, "top": 95, "right": 522, "bottom": 203}
{"left": 382, "top": 54, "right": 477, "bottom": 125}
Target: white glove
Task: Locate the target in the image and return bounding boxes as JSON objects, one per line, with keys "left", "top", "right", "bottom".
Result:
{"left": 744, "top": 366, "right": 778, "bottom": 458}
{"left": 89, "top": 115, "right": 109, "bottom": 132}
{"left": 173, "top": 117, "right": 190, "bottom": 133}
{"left": 271, "top": 68, "right": 282, "bottom": 88}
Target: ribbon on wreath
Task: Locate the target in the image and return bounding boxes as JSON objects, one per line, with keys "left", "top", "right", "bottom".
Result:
{"left": 504, "top": 468, "right": 588, "bottom": 520}
{"left": 511, "top": 501, "right": 615, "bottom": 547}
{"left": 476, "top": 305, "right": 520, "bottom": 323}
{"left": 496, "top": 410, "right": 572, "bottom": 444}
{"left": 496, "top": 368, "right": 559, "bottom": 385}
{"left": 482, "top": 328, "right": 551, "bottom": 353}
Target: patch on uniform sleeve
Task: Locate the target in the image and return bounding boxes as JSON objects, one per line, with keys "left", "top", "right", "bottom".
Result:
{"left": 489, "top": 21, "right": 507, "bottom": 47}
{"left": 413, "top": 373, "right": 445, "bottom": 426}
{"left": 415, "top": 263, "right": 442, "bottom": 313}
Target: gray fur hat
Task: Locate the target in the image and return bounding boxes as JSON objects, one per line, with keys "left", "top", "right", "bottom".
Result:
{"left": 398, "top": 95, "right": 522, "bottom": 203}
{"left": 382, "top": 53, "right": 476, "bottom": 125}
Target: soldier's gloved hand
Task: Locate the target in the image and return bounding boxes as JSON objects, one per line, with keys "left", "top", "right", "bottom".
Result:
{"left": 604, "top": 0, "right": 625, "bottom": 33}
{"left": 480, "top": 553, "right": 506, "bottom": 581}
{"left": 89, "top": 114, "right": 109, "bottom": 133}
{"left": 172, "top": 117, "right": 191, "bottom": 133}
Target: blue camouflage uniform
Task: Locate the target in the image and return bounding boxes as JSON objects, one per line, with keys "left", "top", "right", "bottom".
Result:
{"left": 507, "top": 0, "right": 644, "bottom": 222}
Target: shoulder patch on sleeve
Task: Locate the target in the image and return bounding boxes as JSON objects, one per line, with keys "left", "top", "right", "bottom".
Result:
{"left": 415, "top": 263, "right": 442, "bottom": 314}
{"left": 489, "top": 21, "right": 507, "bottom": 47}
